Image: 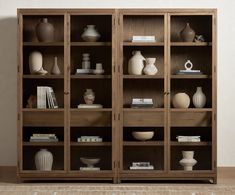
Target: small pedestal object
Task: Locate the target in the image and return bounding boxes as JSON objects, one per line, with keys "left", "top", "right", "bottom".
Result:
{"left": 84, "top": 89, "right": 95, "bottom": 105}
{"left": 93, "top": 63, "right": 104, "bottom": 75}
{"left": 179, "top": 151, "right": 197, "bottom": 171}
{"left": 82, "top": 53, "right": 91, "bottom": 69}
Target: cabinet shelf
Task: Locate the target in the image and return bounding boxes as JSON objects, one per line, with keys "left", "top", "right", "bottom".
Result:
{"left": 170, "top": 108, "right": 213, "bottom": 112}
{"left": 71, "top": 42, "right": 111, "bottom": 46}
{"left": 70, "top": 108, "right": 112, "bottom": 112}
{"left": 23, "top": 42, "right": 64, "bottom": 46}
{"left": 71, "top": 75, "right": 111, "bottom": 79}
{"left": 23, "top": 108, "right": 64, "bottom": 112}
{"left": 23, "top": 75, "right": 64, "bottom": 79}
{"left": 123, "top": 141, "right": 164, "bottom": 146}
{"left": 171, "top": 42, "right": 212, "bottom": 46}
{"left": 23, "top": 142, "right": 64, "bottom": 146}
{"left": 123, "top": 75, "right": 164, "bottom": 79}
{"left": 123, "top": 42, "right": 164, "bottom": 46}
{"left": 123, "top": 108, "right": 164, "bottom": 112}
{"left": 71, "top": 142, "right": 112, "bottom": 146}
{"left": 171, "top": 75, "right": 211, "bottom": 79}
{"left": 171, "top": 141, "right": 211, "bottom": 146}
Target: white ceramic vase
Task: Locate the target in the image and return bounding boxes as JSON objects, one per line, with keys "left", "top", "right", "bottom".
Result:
{"left": 143, "top": 58, "right": 158, "bottom": 75}
{"left": 35, "top": 149, "right": 53, "bottom": 171}
{"left": 128, "top": 51, "right": 145, "bottom": 75}
{"left": 51, "top": 57, "right": 61, "bottom": 75}
{"left": 179, "top": 151, "right": 197, "bottom": 171}
{"left": 81, "top": 25, "right": 100, "bottom": 42}
{"left": 84, "top": 89, "right": 95, "bottom": 105}
{"left": 193, "top": 87, "right": 206, "bottom": 108}
{"left": 29, "top": 51, "right": 48, "bottom": 75}
{"left": 172, "top": 93, "right": 190, "bottom": 108}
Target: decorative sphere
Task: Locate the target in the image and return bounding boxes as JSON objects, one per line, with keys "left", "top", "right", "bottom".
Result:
{"left": 172, "top": 93, "right": 190, "bottom": 108}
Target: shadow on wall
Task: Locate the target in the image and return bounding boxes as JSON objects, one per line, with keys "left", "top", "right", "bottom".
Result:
{"left": 0, "top": 17, "right": 17, "bottom": 166}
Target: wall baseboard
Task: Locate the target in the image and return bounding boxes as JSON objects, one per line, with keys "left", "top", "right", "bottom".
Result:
{"left": 0, "top": 166, "right": 234, "bottom": 182}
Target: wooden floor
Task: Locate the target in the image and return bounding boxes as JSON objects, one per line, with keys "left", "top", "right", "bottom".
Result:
{"left": 0, "top": 167, "right": 235, "bottom": 194}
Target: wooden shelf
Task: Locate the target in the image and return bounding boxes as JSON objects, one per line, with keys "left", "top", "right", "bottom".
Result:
{"left": 171, "top": 42, "right": 212, "bottom": 46}
{"left": 171, "top": 75, "right": 211, "bottom": 79}
{"left": 23, "top": 108, "right": 64, "bottom": 112}
{"left": 123, "top": 141, "right": 164, "bottom": 146}
{"left": 123, "top": 42, "right": 164, "bottom": 46}
{"left": 71, "top": 75, "right": 111, "bottom": 79}
{"left": 23, "top": 42, "right": 64, "bottom": 46}
{"left": 123, "top": 108, "right": 164, "bottom": 112}
{"left": 71, "top": 42, "right": 111, "bottom": 46}
{"left": 23, "top": 75, "right": 64, "bottom": 79}
{"left": 123, "top": 75, "right": 164, "bottom": 79}
{"left": 70, "top": 108, "right": 112, "bottom": 112}
{"left": 170, "top": 108, "right": 213, "bottom": 112}
{"left": 171, "top": 141, "right": 211, "bottom": 146}
{"left": 23, "top": 142, "right": 64, "bottom": 146}
{"left": 71, "top": 142, "right": 111, "bottom": 146}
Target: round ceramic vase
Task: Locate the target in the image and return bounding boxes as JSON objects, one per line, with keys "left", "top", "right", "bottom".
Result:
{"left": 36, "top": 18, "right": 54, "bottom": 42}
{"left": 180, "top": 23, "right": 195, "bottom": 42}
{"left": 81, "top": 25, "right": 100, "bottom": 42}
{"left": 128, "top": 51, "right": 145, "bottom": 75}
{"left": 35, "top": 149, "right": 53, "bottom": 171}
{"left": 172, "top": 93, "right": 190, "bottom": 108}
{"left": 143, "top": 58, "right": 158, "bottom": 75}
{"left": 193, "top": 87, "right": 206, "bottom": 108}
{"left": 179, "top": 151, "right": 197, "bottom": 171}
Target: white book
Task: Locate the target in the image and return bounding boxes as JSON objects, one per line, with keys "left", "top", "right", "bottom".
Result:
{"left": 46, "top": 87, "right": 52, "bottom": 108}
{"left": 37, "top": 86, "right": 43, "bottom": 108}
{"left": 42, "top": 87, "right": 47, "bottom": 109}
{"left": 80, "top": 167, "right": 100, "bottom": 171}
{"left": 48, "top": 87, "right": 58, "bottom": 108}
{"left": 130, "top": 166, "right": 154, "bottom": 170}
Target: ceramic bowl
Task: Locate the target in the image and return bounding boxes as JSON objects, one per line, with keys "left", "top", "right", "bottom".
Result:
{"left": 80, "top": 157, "right": 100, "bottom": 167}
{"left": 132, "top": 131, "right": 154, "bottom": 141}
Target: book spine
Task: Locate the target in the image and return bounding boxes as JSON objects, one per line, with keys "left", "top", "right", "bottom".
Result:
{"left": 49, "top": 87, "right": 58, "bottom": 108}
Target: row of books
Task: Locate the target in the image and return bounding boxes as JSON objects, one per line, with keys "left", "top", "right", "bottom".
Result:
{"left": 30, "top": 134, "right": 58, "bottom": 142}
{"left": 130, "top": 162, "right": 154, "bottom": 170}
{"left": 37, "top": 86, "right": 58, "bottom": 109}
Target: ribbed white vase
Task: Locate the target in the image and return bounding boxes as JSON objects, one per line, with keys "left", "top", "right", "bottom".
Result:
{"left": 35, "top": 149, "right": 53, "bottom": 171}
{"left": 193, "top": 87, "right": 206, "bottom": 108}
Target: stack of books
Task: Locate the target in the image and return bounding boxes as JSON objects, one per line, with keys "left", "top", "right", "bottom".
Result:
{"left": 130, "top": 162, "right": 154, "bottom": 170}
{"left": 176, "top": 69, "right": 202, "bottom": 75}
{"left": 77, "top": 136, "right": 103, "bottom": 142}
{"left": 37, "top": 86, "right": 58, "bottom": 109}
{"left": 176, "top": 136, "right": 201, "bottom": 142}
{"left": 30, "top": 134, "right": 58, "bottom": 142}
{"left": 131, "top": 98, "right": 154, "bottom": 108}
{"left": 132, "top": 36, "right": 156, "bottom": 42}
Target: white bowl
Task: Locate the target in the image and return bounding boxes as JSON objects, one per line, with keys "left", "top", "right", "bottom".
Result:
{"left": 80, "top": 157, "right": 100, "bottom": 167}
{"left": 132, "top": 131, "right": 154, "bottom": 141}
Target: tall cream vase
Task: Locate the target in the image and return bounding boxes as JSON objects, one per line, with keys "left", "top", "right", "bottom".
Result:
{"left": 128, "top": 51, "right": 145, "bottom": 75}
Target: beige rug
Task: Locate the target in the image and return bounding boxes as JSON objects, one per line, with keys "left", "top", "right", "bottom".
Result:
{"left": 0, "top": 184, "right": 235, "bottom": 195}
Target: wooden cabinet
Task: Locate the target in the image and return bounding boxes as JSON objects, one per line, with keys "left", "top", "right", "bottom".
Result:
{"left": 17, "top": 9, "right": 217, "bottom": 183}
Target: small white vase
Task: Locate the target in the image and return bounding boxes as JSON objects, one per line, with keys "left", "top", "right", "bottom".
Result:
{"left": 35, "top": 149, "right": 53, "bottom": 171}
{"left": 128, "top": 51, "right": 145, "bottom": 75}
{"left": 172, "top": 93, "right": 190, "bottom": 108}
{"left": 84, "top": 89, "right": 95, "bottom": 105}
{"left": 143, "top": 58, "right": 158, "bottom": 75}
{"left": 51, "top": 57, "right": 61, "bottom": 75}
{"left": 179, "top": 151, "right": 197, "bottom": 171}
{"left": 81, "top": 25, "right": 100, "bottom": 42}
{"left": 193, "top": 87, "right": 206, "bottom": 108}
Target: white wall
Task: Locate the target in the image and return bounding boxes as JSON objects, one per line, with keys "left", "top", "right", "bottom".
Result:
{"left": 0, "top": 0, "right": 235, "bottom": 166}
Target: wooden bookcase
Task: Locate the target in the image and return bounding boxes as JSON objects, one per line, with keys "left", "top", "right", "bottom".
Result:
{"left": 17, "top": 9, "right": 217, "bottom": 183}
